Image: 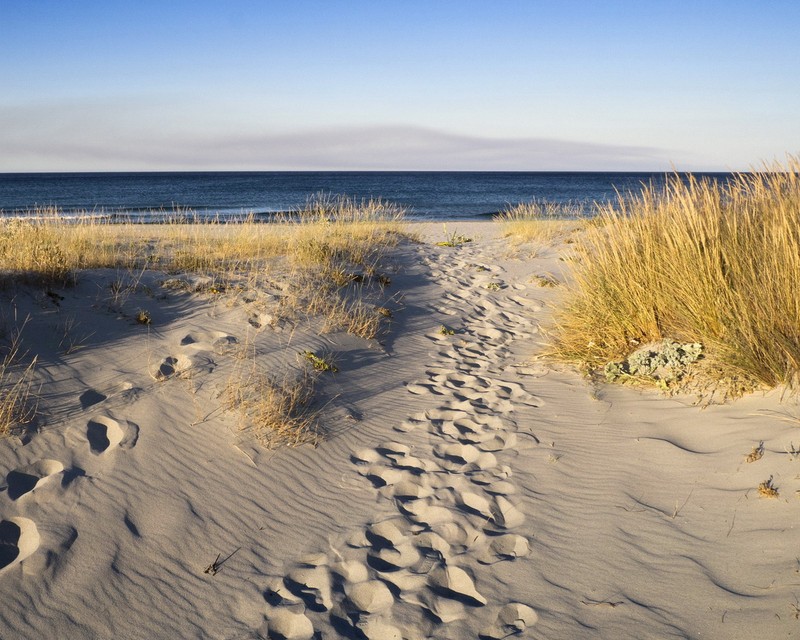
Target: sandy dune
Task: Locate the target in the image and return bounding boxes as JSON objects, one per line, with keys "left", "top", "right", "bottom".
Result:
{"left": 2, "top": 221, "right": 800, "bottom": 639}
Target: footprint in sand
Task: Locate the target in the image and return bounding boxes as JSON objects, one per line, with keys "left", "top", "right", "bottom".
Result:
{"left": 180, "top": 330, "right": 239, "bottom": 355}
{"left": 479, "top": 603, "right": 538, "bottom": 639}
{"left": 80, "top": 382, "right": 140, "bottom": 410}
{"left": 263, "top": 607, "right": 315, "bottom": 640}
{"left": 429, "top": 564, "right": 487, "bottom": 606}
{"left": 154, "top": 354, "right": 193, "bottom": 380}
{"left": 4, "top": 459, "right": 64, "bottom": 500}
{"left": 0, "top": 517, "right": 40, "bottom": 575}
{"left": 262, "top": 241, "right": 542, "bottom": 638}
{"left": 79, "top": 388, "right": 107, "bottom": 410}
{"left": 87, "top": 415, "right": 139, "bottom": 454}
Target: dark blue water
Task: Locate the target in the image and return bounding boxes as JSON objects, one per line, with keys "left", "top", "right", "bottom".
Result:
{"left": 0, "top": 171, "right": 733, "bottom": 222}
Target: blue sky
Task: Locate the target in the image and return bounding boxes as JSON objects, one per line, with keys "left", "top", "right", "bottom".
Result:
{"left": 1, "top": 0, "right": 798, "bottom": 171}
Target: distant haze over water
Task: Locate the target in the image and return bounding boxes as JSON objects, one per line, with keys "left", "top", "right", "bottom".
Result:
{"left": 0, "top": 172, "right": 734, "bottom": 222}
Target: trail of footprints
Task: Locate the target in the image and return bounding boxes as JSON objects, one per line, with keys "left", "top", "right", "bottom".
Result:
{"left": 0, "top": 328, "right": 236, "bottom": 578}
{"left": 0, "top": 248, "right": 541, "bottom": 636}
{"left": 265, "top": 248, "right": 540, "bottom": 639}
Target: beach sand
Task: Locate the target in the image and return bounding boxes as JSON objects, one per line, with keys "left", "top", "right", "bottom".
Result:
{"left": 2, "top": 221, "right": 800, "bottom": 639}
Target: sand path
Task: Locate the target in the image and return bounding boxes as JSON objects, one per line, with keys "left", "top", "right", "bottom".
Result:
{"left": 262, "top": 229, "right": 545, "bottom": 639}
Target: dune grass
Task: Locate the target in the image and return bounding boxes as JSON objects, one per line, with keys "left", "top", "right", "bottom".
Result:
{"left": 551, "top": 157, "right": 800, "bottom": 390}
{"left": 0, "top": 195, "right": 407, "bottom": 284}
{"left": 0, "top": 334, "right": 36, "bottom": 438}
{"left": 0, "top": 197, "right": 408, "bottom": 444}
{"left": 227, "top": 365, "right": 320, "bottom": 449}
{"left": 0, "top": 196, "right": 406, "bottom": 340}
{"left": 495, "top": 200, "right": 583, "bottom": 245}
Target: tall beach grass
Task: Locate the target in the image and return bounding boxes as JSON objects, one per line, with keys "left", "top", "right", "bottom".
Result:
{"left": 0, "top": 195, "right": 407, "bottom": 284}
{"left": 552, "top": 157, "right": 800, "bottom": 389}
{"left": 0, "top": 334, "right": 36, "bottom": 438}
{"left": 495, "top": 200, "right": 584, "bottom": 246}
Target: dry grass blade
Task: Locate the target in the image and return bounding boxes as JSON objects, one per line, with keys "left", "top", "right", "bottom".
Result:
{"left": 227, "top": 366, "right": 320, "bottom": 449}
{"left": 495, "top": 200, "right": 584, "bottom": 245}
{"left": 0, "top": 336, "right": 37, "bottom": 438}
{"left": 551, "top": 156, "right": 800, "bottom": 391}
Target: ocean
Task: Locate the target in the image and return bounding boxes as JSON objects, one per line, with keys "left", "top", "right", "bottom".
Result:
{"left": 0, "top": 171, "right": 733, "bottom": 222}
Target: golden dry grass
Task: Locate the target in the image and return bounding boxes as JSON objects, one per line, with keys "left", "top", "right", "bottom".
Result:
{"left": 0, "top": 195, "right": 407, "bottom": 284}
{"left": 0, "top": 334, "right": 36, "bottom": 438}
{"left": 279, "top": 279, "right": 386, "bottom": 340}
{"left": 0, "top": 196, "right": 406, "bottom": 341}
{"left": 0, "top": 196, "right": 408, "bottom": 446}
{"left": 495, "top": 200, "right": 583, "bottom": 245}
{"left": 551, "top": 157, "right": 800, "bottom": 390}
{"left": 226, "top": 365, "right": 320, "bottom": 449}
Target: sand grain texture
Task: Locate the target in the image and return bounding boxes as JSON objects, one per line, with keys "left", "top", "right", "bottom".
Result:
{"left": 1, "top": 221, "right": 800, "bottom": 638}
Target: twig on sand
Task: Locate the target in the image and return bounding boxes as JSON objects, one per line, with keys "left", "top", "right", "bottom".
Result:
{"left": 671, "top": 488, "right": 695, "bottom": 519}
{"left": 203, "top": 547, "right": 240, "bottom": 576}
{"left": 726, "top": 510, "right": 737, "bottom": 538}
{"left": 580, "top": 597, "right": 624, "bottom": 608}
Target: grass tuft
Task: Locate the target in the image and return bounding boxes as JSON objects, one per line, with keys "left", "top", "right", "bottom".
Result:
{"left": 435, "top": 225, "right": 472, "bottom": 247}
{"left": 495, "top": 200, "right": 583, "bottom": 245}
{"left": 0, "top": 333, "right": 37, "bottom": 438}
{"left": 551, "top": 157, "right": 800, "bottom": 391}
{"left": 227, "top": 366, "right": 320, "bottom": 449}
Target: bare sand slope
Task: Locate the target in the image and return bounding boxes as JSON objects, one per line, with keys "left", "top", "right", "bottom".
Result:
{"left": 2, "top": 221, "right": 800, "bottom": 639}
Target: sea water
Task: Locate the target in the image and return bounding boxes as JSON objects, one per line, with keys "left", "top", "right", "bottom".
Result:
{"left": 0, "top": 171, "right": 732, "bottom": 222}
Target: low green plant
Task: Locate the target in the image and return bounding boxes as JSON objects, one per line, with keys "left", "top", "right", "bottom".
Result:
{"left": 439, "top": 324, "right": 455, "bottom": 336}
{"left": 604, "top": 340, "right": 703, "bottom": 386}
{"left": 435, "top": 225, "right": 472, "bottom": 247}
{"left": 301, "top": 350, "right": 339, "bottom": 373}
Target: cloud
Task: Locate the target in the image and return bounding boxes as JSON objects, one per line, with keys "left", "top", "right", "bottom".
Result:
{"left": 0, "top": 103, "right": 677, "bottom": 171}
{"left": 205, "top": 127, "right": 672, "bottom": 171}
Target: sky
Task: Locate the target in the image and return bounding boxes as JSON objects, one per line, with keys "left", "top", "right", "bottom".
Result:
{"left": 1, "top": 0, "right": 799, "bottom": 172}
